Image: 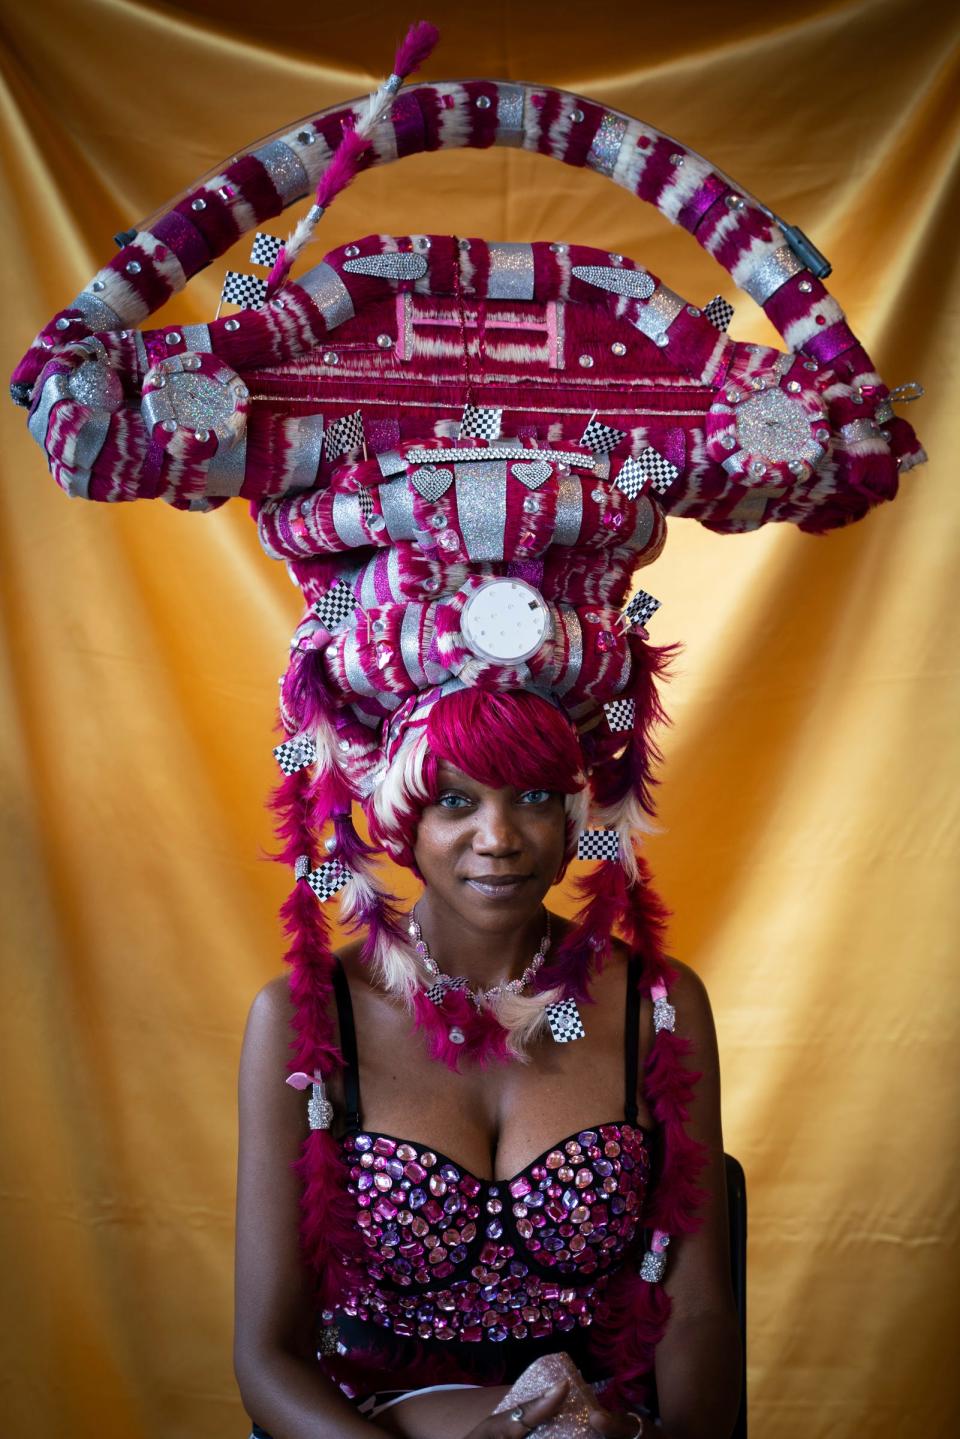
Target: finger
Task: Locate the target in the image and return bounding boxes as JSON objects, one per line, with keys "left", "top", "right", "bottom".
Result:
{"left": 588, "top": 1409, "right": 645, "bottom": 1438}
{"left": 503, "top": 1379, "right": 569, "bottom": 1432}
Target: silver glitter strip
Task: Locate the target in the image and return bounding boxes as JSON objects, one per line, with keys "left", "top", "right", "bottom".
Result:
{"left": 400, "top": 605, "right": 428, "bottom": 686}
{"left": 360, "top": 557, "right": 379, "bottom": 609}
{"left": 342, "top": 631, "right": 377, "bottom": 697}
{"left": 62, "top": 466, "right": 92, "bottom": 499}
{"left": 721, "top": 451, "right": 749, "bottom": 476}
{"left": 387, "top": 545, "right": 401, "bottom": 597}
{"left": 254, "top": 140, "right": 310, "bottom": 205}
{"left": 141, "top": 388, "right": 174, "bottom": 430}
{"left": 487, "top": 243, "right": 535, "bottom": 301}
{"left": 343, "top": 253, "right": 428, "bottom": 280}
{"left": 180, "top": 324, "right": 212, "bottom": 353}
{"left": 27, "top": 373, "right": 68, "bottom": 447}
{"left": 403, "top": 446, "right": 595, "bottom": 469}
{"left": 554, "top": 472, "right": 583, "bottom": 545}
{"left": 379, "top": 477, "right": 417, "bottom": 539}
{"left": 377, "top": 449, "right": 405, "bottom": 478}
{"left": 496, "top": 83, "right": 526, "bottom": 146}
{"left": 73, "top": 290, "right": 123, "bottom": 332}
{"left": 631, "top": 286, "right": 684, "bottom": 344}
{"left": 289, "top": 414, "right": 325, "bottom": 490}
{"left": 840, "top": 419, "right": 880, "bottom": 445}
{"left": 331, "top": 491, "right": 368, "bottom": 547}
{"left": 133, "top": 330, "right": 148, "bottom": 374}
{"left": 571, "top": 265, "right": 655, "bottom": 301}
{"left": 587, "top": 114, "right": 627, "bottom": 177}
{"left": 299, "top": 262, "right": 355, "bottom": 329}
{"left": 629, "top": 496, "right": 656, "bottom": 550}
{"left": 556, "top": 609, "right": 583, "bottom": 696}
{"left": 741, "top": 245, "right": 805, "bottom": 305}
{"left": 73, "top": 412, "right": 111, "bottom": 472}
{"left": 205, "top": 436, "right": 248, "bottom": 496}
{"left": 455, "top": 461, "right": 508, "bottom": 560}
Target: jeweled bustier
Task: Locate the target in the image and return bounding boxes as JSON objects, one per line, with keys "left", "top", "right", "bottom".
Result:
{"left": 339, "top": 1121, "right": 650, "bottom": 1344}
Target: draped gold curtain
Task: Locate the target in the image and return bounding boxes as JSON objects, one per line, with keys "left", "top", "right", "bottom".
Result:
{"left": 1, "top": 1, "right": 957, "bottom": 1435}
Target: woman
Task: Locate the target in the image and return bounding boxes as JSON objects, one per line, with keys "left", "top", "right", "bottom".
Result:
{"left": 234, "top": 687, "right": 742, "bottom": 1438}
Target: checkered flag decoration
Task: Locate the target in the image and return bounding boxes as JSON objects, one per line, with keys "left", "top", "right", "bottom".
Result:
{"left": 577, "top": 829, "right": 621, "bottom": 862}
{"left": 304, "top": 858, "right": 351, "bottom": 902}
{"left": 313, "top": 578, "right": 357, "bottom": 631}
{"left": 705, "top": 295, "right": 735, "bottom": 332}
{"left": 425, "top": 976, "right": 469, "bottom": 1006}
{"left": 546, "top": 997, "right": 587, "bottom": 1044}
{"left": 324, "top": 410, "right": 365, "bottom": 463}
{"left": 273, "top": 732, "right": 317, "bottom": 775}
{"left": 220, "top": 270, "right": 267, "bottom": 310}
{"left": 603, "top": 697, "right": 636, "bottom": 733}
{"left": 621, "top": 589, "right": 661, "bottom": 630}
{"left": 459, "top": 404, "right": 503, "bottom": 441}
{"left": 581, "top": 416, "right": 627, "bottom": 456}
{"left": 250, "top": 232, "right": 284, "bottom": 268}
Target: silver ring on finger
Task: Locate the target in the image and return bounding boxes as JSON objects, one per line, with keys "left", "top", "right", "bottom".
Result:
{"left": 509, "top": 1404, "right": 534, "bottom": 1432}
{"left": 626, "top": 1414, "right": 645, "bottom": 1438}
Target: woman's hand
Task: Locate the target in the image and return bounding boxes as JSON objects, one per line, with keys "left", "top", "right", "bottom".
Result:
{"left": 588, "top": 1404, "right": 649, "bottom": 1437}
{"left": 460, "top": 1379, "right": 570, "bottom": 1437}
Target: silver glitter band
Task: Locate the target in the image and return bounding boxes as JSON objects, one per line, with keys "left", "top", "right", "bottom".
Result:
{"left": 631, "top": 285, "right": 684, "bottom": 345}
{"left": 133, "top": 330, "right": 149, "bottom": 375}
{"left": 553, "top": 471, "right": 583, "bottom": 545}
{"left": 180, "top": 323, "right": 212, "bottom": 353}
{"left": 141, "top": 387, "right": 174, "bottom": 430}
{"left": 342, "top": 630, "right": 378, "bottom": 698}
{"left": 840, "top": 418, "right": 880, "bottom": 445}
{"left": 555, "top": 608, "right": 584, "bottom": 696}
{"left": 27, "top": 372, "right": 69, "bottom": 448}
{"left": 331, "top": 491, "right": 369, "bottom": 548}
{"left": 61, "top": 465, "right": 92, "bottom": 499}
{"left": 572, "top": 265, "right": 655, "bottom": 301}
{"left": 587, "top": 114, "right": 627, "bottom": 177}
{"left": 289, "top": 413, "right": 325, "bottom": 491}
{"left": 496, "top": 83, "right": 525, "bottom": 146}
{"left": 299, "top": 262, "right": 355, "bottom": 330}
{"left": 487, "top": 243, "right": 535, "bottom": 301}
{"left": 379, "top": 477, "right": 418, "bottom": 539}
{"left": 205, "top": 435, "right": 248, "bottom": 496}
{"left": 455, "top": 460, "right": 508, "bottom": 560}
{"left": 741, "top": 245, "right": 805, "bottom": 306}
{"left": 400, "top": 604, "right": 428, "bottom": 686}
{"left": 72, "top": 411, "right": 111, "bottom": 473}
{"left": 377, "top": 449, "right": 405, "bottom": 477}
{"left": 629, "top": 496, "right": 656, "bottom": 550}
{"left": 73, "top": 290, "right": 123, "bottom": 333}
{"left": 253, "top": 140, "right": 310, "bottom": 205}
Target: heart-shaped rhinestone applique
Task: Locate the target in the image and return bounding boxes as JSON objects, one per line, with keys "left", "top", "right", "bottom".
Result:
{"left": 511, "top": 460, "right": 553, "bottom": 490}
{"left": 410, "top": 464, "right": 454, "bottom": 501}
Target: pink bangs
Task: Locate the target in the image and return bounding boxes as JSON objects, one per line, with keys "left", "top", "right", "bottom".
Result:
{"left": 422, "top": 689, "right": 586, "bottom": 798}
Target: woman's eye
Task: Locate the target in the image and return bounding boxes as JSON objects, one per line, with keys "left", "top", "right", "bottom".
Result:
{"left": 519, "top": 788, "right": 552, "bottom": 805}
{"left": 437, "top": 792, "right": 471, "bottom": 809}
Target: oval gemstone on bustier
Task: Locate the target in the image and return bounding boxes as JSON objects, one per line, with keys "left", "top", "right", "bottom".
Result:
{"left": 341, "top": 1124, "right": 650, "bottom": 1342}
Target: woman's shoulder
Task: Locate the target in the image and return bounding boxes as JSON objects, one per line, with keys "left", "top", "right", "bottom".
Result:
{"left": 245, "top": 938, "right": 368, "bottom": 1036}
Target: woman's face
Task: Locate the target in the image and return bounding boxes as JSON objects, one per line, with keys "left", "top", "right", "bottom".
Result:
{"left": 413, "top": 761, "right": 568, "bottom": 932}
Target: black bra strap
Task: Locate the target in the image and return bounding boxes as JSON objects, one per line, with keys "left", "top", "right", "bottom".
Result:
{"left": 624, "top": 953, "right": 643, "bottom": 1126}
{"left": 332, "top": 961, "right": 363, "bottom": 1135}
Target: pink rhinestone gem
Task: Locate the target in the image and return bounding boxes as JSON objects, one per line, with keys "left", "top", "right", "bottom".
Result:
{"left": 596, "top": 631, "right": 617, "bottom": 652}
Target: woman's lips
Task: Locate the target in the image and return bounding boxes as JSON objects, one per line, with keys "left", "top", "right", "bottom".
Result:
{"left": 464, "top": 876, "right": 531, "bottom": 899}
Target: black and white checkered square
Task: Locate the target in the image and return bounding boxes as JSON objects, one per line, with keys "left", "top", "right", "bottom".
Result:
{"left": 424, "top": 981, "right": 448, "bottom": 1006}
{"left": 324, "top": 410, "right": 364, "bottom": 463}
{"left": 577, "top": 829, "right": 621, "bottom": 862}
{"left": 581, "top": 416, "right": 627, "bottom": 456}
{"left": 250, "top": 232, "right": 284, "bottom": 268}
{"left": 546, "top": 998, "right": 587, "bottom": 1044}
{"left": 304, "top": 858, "right": 350, "bottom": 902}
{"left": 273, "top": 732, "right": 317, "bottom": 775}
{"left": 614, "top": 456, "right": 646, "bottom": 500}
{"left": 704, "top": 295, "right": 734, "bottom": 333}
{"left": 458, "top": 404, "right": 503, "bottom": 441}
{"left": 220, "top": 270, "right": 267, "bottom": 310}
{"left": 603, "top": 697, "right": 636, "bottom": 733}
{"left": 356, "top": 486, "right": 374, "bottom": 521}
{"left": 622, "top": 589, "right": 661, "bottom": 629}
{"left": 638, "top": 447, "right": 679, "bottom": 495}
{"left": 312, "top": 579, "right": 356, "bottom": 631}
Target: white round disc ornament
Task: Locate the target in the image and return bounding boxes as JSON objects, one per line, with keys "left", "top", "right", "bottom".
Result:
{"left": 460, "top": 578, "right": 552, "bottom": 664}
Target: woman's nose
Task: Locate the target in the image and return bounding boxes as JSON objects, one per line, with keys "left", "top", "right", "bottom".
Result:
{"left": 472, "top": 800, "right": 523, "bottom": 854}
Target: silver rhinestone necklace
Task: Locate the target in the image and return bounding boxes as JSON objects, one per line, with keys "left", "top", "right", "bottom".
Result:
{"left": 407, "top": 907, "right": 552, "bottom": 1008}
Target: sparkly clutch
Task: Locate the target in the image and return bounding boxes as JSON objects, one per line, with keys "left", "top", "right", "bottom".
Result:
{"left": 491, "top": 1352, "right": 598, "bottom": 1437}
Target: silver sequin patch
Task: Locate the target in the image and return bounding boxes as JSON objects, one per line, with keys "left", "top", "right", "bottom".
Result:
{"left": 206, "top": 435, "right": 248, "bottom": 496}
{"left": 487, "top": 243, "right": 535, "bottom": 301}
{"left": 299, "top": 262, "right": 355, "bottom": 329}
{"left": 587, "top": 114, "right": 627, "bottom": 176}
{"left": 455, "top": 461, "right": 508, "bottom": 560}
{"left": 741, "top": 245, "right": 805, "bottom": 305}
{"left": 378, "top": 478, "right": 418, "bottom": 539}
{"left": 66, "top": 359, "right": 124, "bottom": 412}
{"left": 631, "top": 286, "right": 684, "bottom": 344}
{"left": 572, "top": 265, "right": 655, "bottom": 301}
{"left": 495, "top": 83, "right": 525, "bottom": 145}
{"left": 73, "top": 290, "right": 123, "bottom": 332}
{"left": 736, "top": 389, "right": 815, "bottom": 463}
{"left": 553, "top": 471, "right": 583, "bottom": 545}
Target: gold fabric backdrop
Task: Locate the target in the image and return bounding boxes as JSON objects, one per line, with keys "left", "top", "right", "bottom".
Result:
{"left": 1, "top": 1, "right": 957, "bottom": 1435}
